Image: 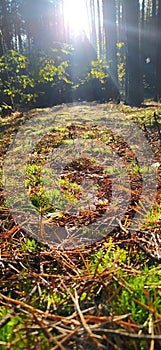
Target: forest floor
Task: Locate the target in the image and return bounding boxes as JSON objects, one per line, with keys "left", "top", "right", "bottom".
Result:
{"left": 0, "top": 101, "right": 161, "bottom": 350}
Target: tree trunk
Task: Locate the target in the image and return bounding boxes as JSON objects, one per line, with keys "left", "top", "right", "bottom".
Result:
{"left": 124, "top": 0, "right": 143, "bottom": 106}
{"left": 0, "top": 31, "right": 4, "bottom": 56}
{"left": 96, "top": 0, "right": 102, "bottom": 58}
{"left": 152, "top": 0, "right": 156, "bottom": 17}
{"left": 1, "top": 0, "right": 13, "bottom": 51}
{"left": 155, "top": 0, "right": 161, "bottom": 100}
{"left": 103, "top": 0, "right": 118, "bottom": 88}
{"left": 89, "top": 0, "right": 97, "bottom": 53}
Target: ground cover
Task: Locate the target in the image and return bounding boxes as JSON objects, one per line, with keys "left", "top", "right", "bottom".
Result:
{"left": 0, "top": 102, "right": 161, "bottom": 349}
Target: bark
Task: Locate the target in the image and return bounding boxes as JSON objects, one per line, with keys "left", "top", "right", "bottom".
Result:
{"left": 155, "top": 0, "right": 161, "bottom": 100}
{"left": 89, "top": 0, "right": 97, "bottom": 53}
{"left": 124, "top": 0, "right": 143, "bottom": 106}
{"left": 1, "top": 0, "right": 13, "bottom": 51}
{"left": 97, "top": 0, "right": 102, "bottom": 58}
{"left": 152, "top": 0, "right": 156, "bottom": 17}
{"left": 0, "top": 31, "right": 4, "bottom": 56}
{"left": 103, "top": 0, "right": 118, "bottom": 87}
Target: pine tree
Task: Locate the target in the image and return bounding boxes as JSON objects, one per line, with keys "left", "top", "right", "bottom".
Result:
{"left": 103, "top": 0, "right": 118, "bottom": 86}
{"left": 124, "top": 0, "right": 143, "bottom": 106}
{"left": 155, "top": 0, "right": 161, "bottom": 100}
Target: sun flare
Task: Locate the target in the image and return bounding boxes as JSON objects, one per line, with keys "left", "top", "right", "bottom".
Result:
{"left": 64, "top": 0, "right": 90, "bottom": 38}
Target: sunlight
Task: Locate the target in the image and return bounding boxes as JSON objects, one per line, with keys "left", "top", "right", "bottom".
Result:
{"left": 63, "top": 0, "right": 90, "bottom": 38}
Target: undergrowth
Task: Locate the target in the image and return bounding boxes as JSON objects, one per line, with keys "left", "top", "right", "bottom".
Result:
{"left": 0, "top": 102, "right": 161, "bottom": 349}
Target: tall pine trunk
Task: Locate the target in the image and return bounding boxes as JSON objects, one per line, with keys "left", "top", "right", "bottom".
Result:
{"left": 89, "top": 0, "right": 97, "bottom": 53}
{"left": 155, "top": 0, "right": 161, "bottom": 100}
{"left": 124, "top": 0, "right": 143, "bottom": 106}
{"left": 1, "top": 0, "right": 13, "bottom": 51}
{"left": 103, "top": 0, "right": 118, "bottom": 87}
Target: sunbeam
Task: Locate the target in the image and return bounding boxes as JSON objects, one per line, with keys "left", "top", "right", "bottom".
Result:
{"left": 63, "top": 0, "right": 90, "bottom": 38}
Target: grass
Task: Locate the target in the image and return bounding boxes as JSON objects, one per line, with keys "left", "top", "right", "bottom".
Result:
{"left": 0, "top": 101, "right": 161, "bottom": 349}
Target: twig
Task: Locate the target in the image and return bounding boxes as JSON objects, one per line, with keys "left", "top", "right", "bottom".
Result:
{"left": 149, "top": 313, "right": 155, "bottom": 350}
{"left": 116, "top": 218, "right": 129, "bottom": 234}
{"left": 50, "top": 327, "right": 80, "bottom": 350}
{"left": 61, "top": 282, "right": 104, "bottom": 348}
{"left": 32, "top": 313, "right": 55, "bottom": 343}
{"left": 94, "top": 328, "right": 161, "bottom": 340}
{"left": 0, "top": 285, "right": 38, "bottom": 330}
{"left": 0, "top": 293, "right": 78, "bottom": 324}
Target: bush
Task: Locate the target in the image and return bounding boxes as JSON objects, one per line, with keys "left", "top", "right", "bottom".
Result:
{"left": 0, "top": 45, "right": 73, "bottom": 112}
{"left": 73, "top": 59, "right": 120, "bottom": 103}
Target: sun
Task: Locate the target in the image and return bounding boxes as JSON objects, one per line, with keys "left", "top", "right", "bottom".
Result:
{"left": 63, "top": 0, "right": 90, "bottom": 38}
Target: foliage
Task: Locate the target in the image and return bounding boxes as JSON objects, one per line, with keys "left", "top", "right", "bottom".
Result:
{"left": 90, "top": 241, "right": 161, "bottom": 324}
{"left": 0, "top": 46, "right": 120, "bottom": 111}
{"left": 117, "top": 42, "right": 126, "bottom": 97}
{"left": 1, "top": 0, "right": 161, "bottom": 107}
{"left": 88, "top": 59, "right": 109, "bottom": 83}
{"left": 0, "top": 50, "right": 35, "bottom": 111}
{"left": 0, "top": 46, "right": 72, "bottom": 112}
{"left": 74, "top": 58, "right": 119, "bottom": 102}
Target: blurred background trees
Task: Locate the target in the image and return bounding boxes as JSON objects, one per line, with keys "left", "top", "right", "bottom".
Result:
{"left": 0, "top": 0, "right": 160, "bottom": 111}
